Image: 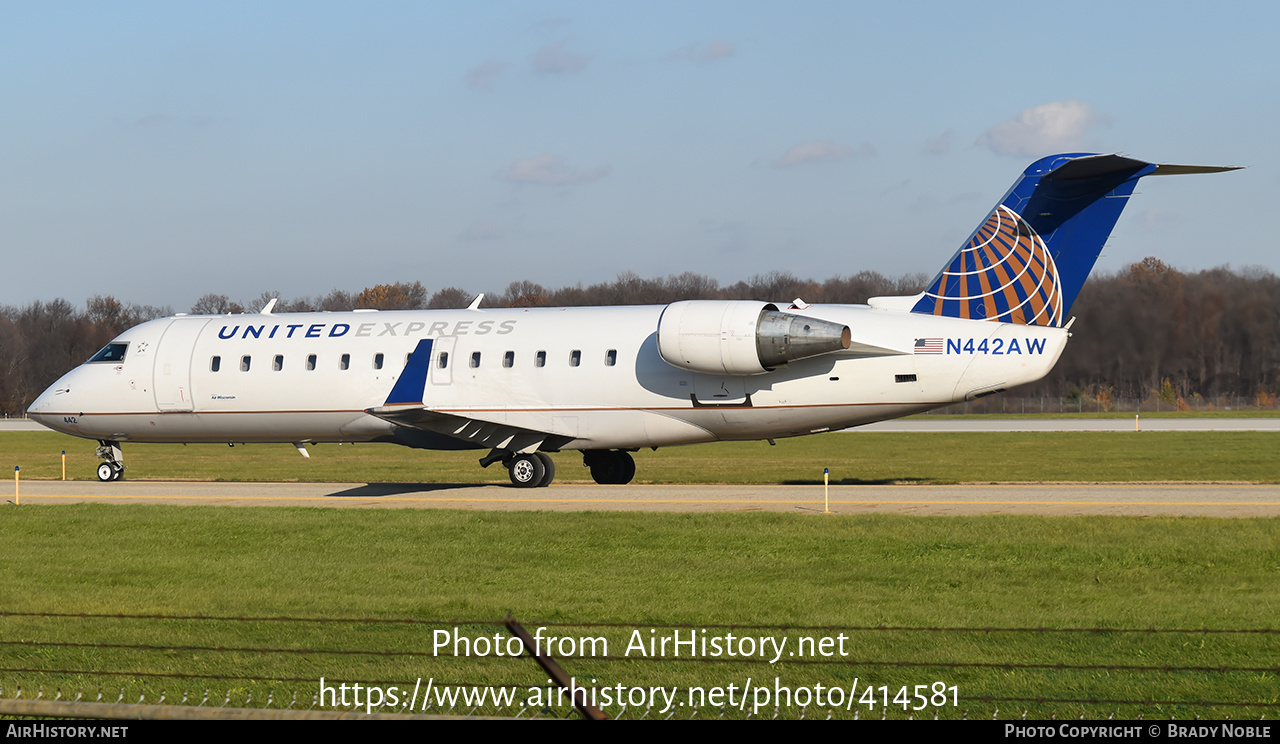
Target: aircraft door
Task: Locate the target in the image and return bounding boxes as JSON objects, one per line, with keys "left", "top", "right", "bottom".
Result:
{"left": 152, "top": 317, "right": 212, "bottom": 412}
{"left": 430, "top": 336, "right": 456, "bottom": 386}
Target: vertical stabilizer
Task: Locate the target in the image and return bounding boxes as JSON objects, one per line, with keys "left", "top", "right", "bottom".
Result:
{"left": 910, "top": 153, "right": 1239, "bottom": 326}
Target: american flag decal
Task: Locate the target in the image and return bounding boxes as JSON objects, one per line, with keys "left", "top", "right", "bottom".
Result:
{"left": 914, "top": 338, "right": 944, "bottom": 354}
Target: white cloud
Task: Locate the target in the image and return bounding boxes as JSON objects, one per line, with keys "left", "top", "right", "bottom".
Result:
{"left": 1140, "top": 207, "right": 1181, "bottom": 231}
{"left": 458, "top": 221, "right": 505, "bottom": 242}
{"left": 976, "top": 100, "right": 1109, "bottom": 157}
{"left": 135, "top": 113, "right": 172, "bottom": 128}
{"left": 703, "top": 41, "right": 735, "bottom": 60}
{"left": 670, "top": 41, "right": 736, "bottom": 62}
{"left": 534, "top": 16, "right": 571, "bottom": 32}
{"left": 922, "top": 129, "right": 952, "bottom": 155}
{"left": 497, "top": 155, "right": 610, "bottom": 185}
{"left": 771, "top": 140, "right": 871, "bottom": 168}
{"left": 465, "top": 61, "right": 505, "bottom": 90}
{"left": 532, "top": 40, "right": 588, "bottom": 74}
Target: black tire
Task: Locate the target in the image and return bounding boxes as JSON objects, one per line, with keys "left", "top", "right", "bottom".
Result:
{"left": 97, "top": 463, "right": 115, "bottom": 482}
{"left": 508, "top": 453, "right": 545, "bottom": 488}
{"left": 111, "top": 463, "right": 124, "bottom": 481}
{"left": 534, "top": 453, "right": 556, "bottom": 487}
{"left": 589, "top": 451, "right": 635, "bottom": 485}
{"left": 614, "top": 452, "right": 636, "bottom": 485}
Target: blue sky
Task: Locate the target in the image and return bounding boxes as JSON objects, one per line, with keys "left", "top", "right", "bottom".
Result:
{"left": 2, "top": 1, "right": 1273, "bottom": 310}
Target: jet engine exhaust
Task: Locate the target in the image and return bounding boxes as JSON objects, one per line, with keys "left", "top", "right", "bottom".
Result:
{"left": 756, "top": 310, "right": 852, "bottom": 369}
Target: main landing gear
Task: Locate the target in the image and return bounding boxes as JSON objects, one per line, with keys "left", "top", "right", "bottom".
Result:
{"left": 480, "top": 449, "right": 636, "bottom": 487}
{"left": 480, "top": 450, "right": 556, "bottom": 488}
{"left": 583, "top": 450, "right": 635, "bottom": 485}
{"left": 95, "top": 440, "right": 125, "bottom": 482}
{"left": 506, "top": 452, "right": 556, "bottom": 488}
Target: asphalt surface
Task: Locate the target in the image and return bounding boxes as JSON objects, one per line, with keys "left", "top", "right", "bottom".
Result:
{"left": 9, "top": 417, "right": 1277, "bottom": 517}
{"left": 10, "top": 480, "right": 1280, "bottom": 516}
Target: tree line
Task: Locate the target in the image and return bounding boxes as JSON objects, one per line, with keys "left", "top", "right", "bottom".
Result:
{"left": 2, "top": 258, "right": 1278, "bottom": 416}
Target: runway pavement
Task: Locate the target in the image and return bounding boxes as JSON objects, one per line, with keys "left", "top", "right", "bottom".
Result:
{"left": 10, "top": 480, "right": 1280, "bottom": 516}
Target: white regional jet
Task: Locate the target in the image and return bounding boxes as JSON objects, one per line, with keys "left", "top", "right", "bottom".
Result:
{"left": 29, "top": 153, "right": 1236, "bottom": 487}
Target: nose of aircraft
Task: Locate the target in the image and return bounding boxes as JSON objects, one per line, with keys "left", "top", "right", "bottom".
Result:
{"left": 27, "top": 371, "right": 81, "bottom": 434}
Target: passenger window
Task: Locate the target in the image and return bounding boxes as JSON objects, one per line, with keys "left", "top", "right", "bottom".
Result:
{"left": 306, "top": 354, "right": 317, "bottom": 371}
{"left": 605, "top": 349, "right": 617, "bottom": 367}
{"left": 340, "top": 353, "right": 350, "bottom": 370}
{"left": 535, "top": 350, "right": 546, "bottom": 368}
{"left": 374, "top": 353, "right": 384, "bottom": 370}
{"left": 210, "top": 356, "right": 221, "bottom": 372}
{"left": 438, "top": 351, "right": 449, "bottom": 369}
{"left": 569, "top": 350, "right": 581, "bottom": 367}
{"left": 470, "top": 351, "right": 481, "bottom": 368}
{"left": 273, "top": 355, "right": 283, "bottom": 372}
{"left": 241, "top": 355, "right": 251, "bottom": 372}
{"left": 503, "top": 351, "right": 514, "bottom": 368}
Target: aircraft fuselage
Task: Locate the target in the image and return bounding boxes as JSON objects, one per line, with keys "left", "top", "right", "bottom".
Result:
{"left": 28, "top": 303, "right": 1066, "bottom": 450}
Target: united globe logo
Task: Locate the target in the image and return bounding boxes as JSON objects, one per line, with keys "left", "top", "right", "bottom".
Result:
{"left": 913, "top": 206, "right": 1063, "bottom": 327}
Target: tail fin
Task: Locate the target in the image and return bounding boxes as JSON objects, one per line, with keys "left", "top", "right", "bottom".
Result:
{"left": 910, "top": 153, "right": 1240, "bottom": 327}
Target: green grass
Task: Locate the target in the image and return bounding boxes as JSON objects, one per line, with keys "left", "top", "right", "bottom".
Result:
{"left": 909, "top": 409, "right": 1280, "bottom": 419}
{"left": 1, "top": 505, "right": 1277, "bottom": 719}
{"left": 4, "top": 430, "right": 1279, "bottom": 484}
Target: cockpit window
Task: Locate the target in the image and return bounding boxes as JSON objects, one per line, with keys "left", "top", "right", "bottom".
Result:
{"left": 88, "top": 343, "right": 127, "bottom": 363}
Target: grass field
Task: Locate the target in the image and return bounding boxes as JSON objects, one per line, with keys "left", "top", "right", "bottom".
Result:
{"left": 1, "top": 505, "right": 1277, "bottom": 719}
{"left": 911, "top": 409, "right": 1280, "bottom": 419}
{"left": 3, "top": 427, "right": 1277, "bottom": 719}
{"left": 3, "top": 430, "right": 1278, "bottom": 484}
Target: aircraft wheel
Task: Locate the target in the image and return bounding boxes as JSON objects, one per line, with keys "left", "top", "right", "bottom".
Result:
{"left": 613, "top": 452, "right": 636, "bottom": 485}
{"left": 589, "top": 451, "right": 635, "bottom": 485}
{"left": 97, "top": 463, "right": 115, "bottom": 482}
{"left": 111, "top": 463, "right": 124, "bottom": 481}
{"left": 508, "top": 453, "right": 546, "bottom": 488}
{"left": 534, "top": 453, "right": 556, "bottom": 487}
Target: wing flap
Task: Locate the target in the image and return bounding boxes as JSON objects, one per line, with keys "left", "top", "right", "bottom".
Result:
{"left": 366, "top": 404, "right": 575, "bottom": 453}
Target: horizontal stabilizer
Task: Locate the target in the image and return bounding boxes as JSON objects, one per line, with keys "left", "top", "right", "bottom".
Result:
{"left": 1150, "top": 163, "right": 1244, "bottom": 176}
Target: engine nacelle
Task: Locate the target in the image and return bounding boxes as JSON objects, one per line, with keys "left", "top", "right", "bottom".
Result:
{"left": 656, "top": 300, "right": 852, "bottom": 375}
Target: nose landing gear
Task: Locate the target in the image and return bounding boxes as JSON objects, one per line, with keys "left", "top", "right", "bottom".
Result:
{"left": 94, "top": 441, "right": 124, "bottom": 481}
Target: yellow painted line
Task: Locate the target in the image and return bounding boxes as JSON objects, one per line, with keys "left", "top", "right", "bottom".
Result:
{"left": 15, "top": 494, "right": 1280, "bottom": 506}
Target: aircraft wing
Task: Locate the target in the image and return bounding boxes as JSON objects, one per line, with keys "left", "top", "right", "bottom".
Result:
{"left": 368, "top": 337, "right": 577, "bottom": 453}
{"left": 365, "top": 404, "right": 575, "bottom": 454}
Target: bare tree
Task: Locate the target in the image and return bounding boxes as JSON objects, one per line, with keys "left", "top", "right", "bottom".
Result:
{"left": 190, "top": 294, "right": 244, "bottom": 315}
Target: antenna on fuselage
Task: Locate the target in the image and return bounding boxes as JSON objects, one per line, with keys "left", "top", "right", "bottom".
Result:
{"left": 467, "top": 294, "right": 484, "bottom": 311}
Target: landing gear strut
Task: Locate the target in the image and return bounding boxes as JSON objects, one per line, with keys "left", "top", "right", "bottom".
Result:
{"left": 94, "top": 441, "right": 124, "bottom": 482}
{"left": 583, "top": 450, "right": 635, "bottom": 485}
